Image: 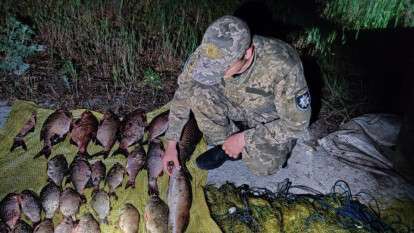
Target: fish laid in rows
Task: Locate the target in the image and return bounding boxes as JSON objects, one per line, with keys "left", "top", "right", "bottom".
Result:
{"left": 93, "top": 110, "right": 120, "bottom": 159}
{"left": 72, "top": 213, "right": 100, "bottom": 233}
{"left": 19, "top": 190, "right": 41, "bottom": 224}
{"left": 113, "top": 109, "right": 147, "bottom": 157}
{"left": 47, "top": 154, "right": 68, "bottom": 187}
{"left": 125, "top": 145, "right": 146, "bottom": 189}
{"left": 146, "top": 111, "right": 169, "bottom": 143}
{"left": 147, "top": 140, "right": 164, "bottom": 195}
{"left": 33, "top": 219, "right": 54, "bottom": 233}
{"left": 178, "top": 113, "right": 202, "bottom": 162}
{"left": 54, "top": 218, "right": 74, "bottom": 233}
{"left": 106, "top": 163, "right": 125, "bottom": 198}
{"left": 90, "top": 160, "right": 106, "bottom": 191}
{"left": 70, "top": 110, "right": 99, "bottom": 157}
{"left": 40, "top": 182, "right": 60, "bottom": 219}
{"left": 60, "top": 188, "right": 82, "bottom": 221}
{"left": 35, "top": 109, "right": 72, "bottom": 159}
{"left": 144, "top": 195, "right": 169, "bottom": 233}
{"left": 90, "top": 190, "right": 110, "bottom": 224}
{"left": 10, "top": 111, "right": 36, "bottom": 152}
{"left": 167, "top": 166, "right": 192, "bottom": 233}
{"left": 12, "top": 220, "right": 32, "bottom": 233}
{"left": 118, "top": 203, "right": 139, "bottom": 233}
{"left": 0, "top": 193, "right": 21, "bottom": 229}
{"left": 67, "top": 156, "right": 91, "bottom": 198}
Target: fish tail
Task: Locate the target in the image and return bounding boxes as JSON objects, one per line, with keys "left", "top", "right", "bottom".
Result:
{"left": 111, "top": 147, "right": 129, "bottom": 157}
{"left": 108, "top": 191, "right": 118, "bottom": 200}
{"left": 148, "top": 178, "right": 159, "bottom": 196}
{"left": 91, "top": 150, "right": 109, "bottom": 159}
{"left": 33, "top": 146, "right": 51, "bottom": 159}
{"left": 10, "top": 138, "right": 27, "bottom": 152}
{"left": 125, "top": 180, "right": 135, "bottom": 190}
{"left": 80, "top": 194, "right": 87, "bottom": 203}
{"left": 100, "top": 217, "right": 109, "bottom": 225}
{"left": 77, "top": 150, "right": 90, "bottom": 158}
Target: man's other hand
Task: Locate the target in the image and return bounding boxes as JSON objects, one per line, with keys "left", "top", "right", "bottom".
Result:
{"left": 163, "top": 140, "right": 180, "bottom": 176}
{"left": 222, "top": 132, "right": 245, "bottom": 159}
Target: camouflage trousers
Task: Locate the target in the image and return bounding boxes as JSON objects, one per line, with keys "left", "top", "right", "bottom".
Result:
{"left": 190, "top": 85, "right": 295, "bottom": 176}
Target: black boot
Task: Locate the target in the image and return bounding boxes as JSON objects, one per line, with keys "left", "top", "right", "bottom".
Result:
{"left": 196, "top": 145, "right": 241, "bottom": 170}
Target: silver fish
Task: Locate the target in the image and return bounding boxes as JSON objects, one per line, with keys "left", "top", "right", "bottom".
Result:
{"left": 125, "top": 145, "right": 146, "bottom": 189}
{"left": 19, "top": 190, "right": 42, "bottom": 224}
{"left": 40, "top": 182, "right": 60, "bottom": 219}
{"left": 90, "top": 190, "right": 110, "bottom": 224}
{"left": 47, "top": 154, "right": 68, "bottom": 187}
{"left": 144, "top": 195, "right": 168, "bottom": 233}
{"left": 59, "top": 188, "right": 82, "bottom": 221}
{"left": 118, "top": 203, "right": 139, "bottom": 233}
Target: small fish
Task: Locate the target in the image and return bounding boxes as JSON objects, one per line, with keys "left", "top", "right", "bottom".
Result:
{"left": 93, "top": 111, "right": 120, "bottom": 159}
{"left": 147, "top": 140, "right": 164, "bottom": 195}
{"left": 59, "top": 188, "right": 82, "bottom": 221}
{"left": 11, "top": 220, "right": 32, "bottom": 233}
{"left": 90, "top": 190, "right": 110, "bottom": 224}
{"left": 10, "top": 111, "right": 36, "bottom": 152}
{"left": 47, "top": 154, "right": 68, "bottom": 187}
{"left": 72, "top": 213, "right": 100, "bottom": 233}
{"left": 105, "top": 163, "right": 125, "bottom": 198}
{"left": 0, "top": 193, "right": 20, "bottom": 230}
{"left": 146, "top": 111, "right": 169, "bottom": 143}
{"left": 39, "top": 182, "right": 60, "bottom": 219}
{"left": 144, "top": 195, "right": 169, "bottom": 233}
{"left": 70, "top": 111, "right": 99, "bottom": 157}
{"left": 90, "top": 160, "right": 106, "bottom": 191}
{"left": 118, "top": 203, "right": 139, "bottom": 233}
{"left": 35, "top": 109, "right": 72, "bottom": 159}
{"left": 113, "top": 109, "right": 147, "bottom": 157}
{"left": 125, "top": 145, "right": 146, "bottom": 189}
{"left": 54, "top": 218, "right": 74, "bottom": 233}
{"left": 167, "top": 166, "right": 192, "bottom": 233}
{"left": 178, "top": 113, "right": 202, "bottom": 162}
{"left": 19, "top": 190, "right": 42, "bottom": 224}
{"left": 67, "top": 156, "right": 91, "bottom": 198}
{"left": 33, "top": 219, "right": 54, "bottom": 233}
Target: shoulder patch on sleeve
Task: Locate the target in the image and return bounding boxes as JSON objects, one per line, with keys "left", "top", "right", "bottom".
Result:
{"left": 295, "top": 90, "right": 311, "bottom": 111}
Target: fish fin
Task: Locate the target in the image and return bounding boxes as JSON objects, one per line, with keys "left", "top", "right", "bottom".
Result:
{"left": 111, "top": 148, "right": 128, "bottom": 157}
{"left": 91, "top": 150, "right": 109, "bottom": 159}
{"left": 33, "top": 146, "right": 51, "bottom": 159}
{"left": 10, "top": 138, "right": 26, "bottom": 152}
{"left": 125, "top": 180, "right": 135, "bottom": 190}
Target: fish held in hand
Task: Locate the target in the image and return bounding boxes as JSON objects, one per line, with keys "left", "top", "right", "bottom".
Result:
{"left": 178, "top": 113, "right": 202, "bottom": 162}
{"left": 118, "top": 203, "right": 139, "bottom": 233}
{"left": 144, "top": 195, "right": 169, "bottom": 233}
{"left": 10, "top": 111, "right": 36, "bottom": 152}
{"left": 125, "top": 145, "right": 146, "bottom": 189}
{"left": 40, "top": 182, "right": 60, "bottom": 219}
{"left": 35, "top": 109, "right": 72, "bottom": 159}
{"left": 47, "top": 154, "right": 68, "bottom": 187}
{"left": 90, "top": 190, "right": 110, "bottom": 224}
{"left": 19, "top": 190, "right": 42, "bottom": 224}
{"left": 0, "top": 193, "right": 21, "bottom": 230}
{"left": 70, "top": 110, "right": 99, "bottom": 157}
{"left": 93, "top": 110, "right": 120, "bottom": 159}
{"left": 90, "top": 160, "right": 106, "bottom": 191}
{"left": 147, "top": 140, "right": 164, "bottom": 195}
{"left": 167, "top": 166, "right": 192, "bottom": 233}
{"left": 113, "top": 109, "right": 147, "bottom": 157}
{"left": 146, "top": 111, "right": 169, "bottom": 143}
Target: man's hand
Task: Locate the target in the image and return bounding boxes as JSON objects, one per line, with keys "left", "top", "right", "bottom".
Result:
{"left": 222, "top": 132, "right": 245, "bottom": 159}
{"left": 163, "top": 140, "right": 180, "bottom": 176}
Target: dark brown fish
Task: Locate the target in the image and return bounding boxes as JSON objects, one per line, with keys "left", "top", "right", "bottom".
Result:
{"left": 167, "top": 167, "right": 192, "bottom": 233}
{"left": 47, "top": 154, "right": 68, "bottom": 187}
{"left": 113, "top": 109, "right": 147, "bottom": 157}
{"left": 40, "top": 182, "right": 60, "bottom": 219}
{"left": 11, "top": 220, "right": 32, "bottom": 233}
{"left": 67, "top": 156, "right": 91, "bottom": 198}
{"left": 144, "top": 195, "right": 168, "bottom": 233}
{"left": 118, "top": 203, "right": 139, "bottom": 233}
{"left": 19, "top": 190, "right": 41, "bottom": 224}
{"left": 35, "top": 109, "right": 72, "bottom": 159}
{"left": 93, "top": 111, "right": 120, "bottom": 159}
{"left": 146, "top": 111, "right": 169, "bottom": 142}
{"left": 147, "top": 140, "right": 164, "bottom": 195}
{"left": 90, "top": 190, "right": 110, "bottom": 224}
{"left": 33, "top": 219, "right": 54, "bottom": 233}
{"left": 70, "top": 111, "right": 99, "bottom": 157}
{"left": 0, "top": 193, "right": 21, "bottom": 229}
{"left": 178, "top": 113, "right": 202, "bottom": 162}
{"left": 105, "top": 163, "right": 125, "bottom": 198}
{"left": 125, "top": 145, "right": 146, "bottom": 189}
{"left": 10, "top": 111, "right": 36, "bottom": 152}
{"left": 72, "top": 213, "right": 100, "bottom": 233}
{"left": 59, "top": 188, "right": 82, "bottom": 221}
{"left": 54, "top": 218, "right": 74, "bottom": 233}
{"left": 90, "top": 160, "right": 106, "bottom": 191}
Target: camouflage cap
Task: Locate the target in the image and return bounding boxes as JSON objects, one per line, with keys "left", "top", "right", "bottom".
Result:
{"left": 193, "top": 15, "right": 251, "bottom": 85}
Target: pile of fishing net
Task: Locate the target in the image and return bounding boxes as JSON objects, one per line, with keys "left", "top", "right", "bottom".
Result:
{"left": 205, "top": 179, "right": 414, "bottom": 233}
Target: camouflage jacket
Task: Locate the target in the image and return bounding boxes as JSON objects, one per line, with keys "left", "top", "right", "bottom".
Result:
{"left": 165, "top": 35, "right": 311, "bottom": 145}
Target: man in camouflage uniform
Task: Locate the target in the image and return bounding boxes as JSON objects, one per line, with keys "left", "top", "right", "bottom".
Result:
{"left": 162, "top": 15, "right": 311, "bottom": 176}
